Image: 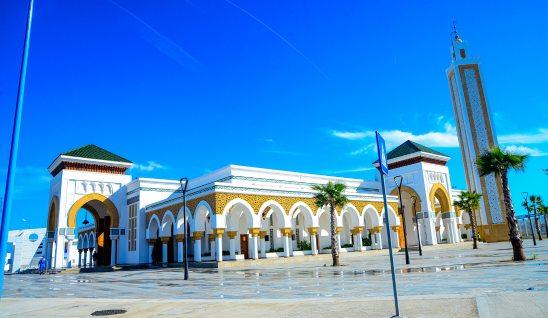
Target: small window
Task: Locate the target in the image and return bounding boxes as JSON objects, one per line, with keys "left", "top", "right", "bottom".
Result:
{"left": 460, "top": 49, "right": 466, "bottom": 58}
{"left": 28, "top": 233, "right": 39, "bottom": 242}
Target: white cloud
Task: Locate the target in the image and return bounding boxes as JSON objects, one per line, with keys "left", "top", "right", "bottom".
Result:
{"left": 504, "top": 145, "right": 547, "bottom": 157}
{"left": 350, "top": 144, "right": 376, "bottom": 156}
{"left": 132, "top": 161, "right": 166, "bottom": 172}
{"left": 333, "top": 123, "right": 459, "bottom": 156}
{"left": 330, "top": 130, "right": 373, "bottom": 140}
{"left": 498, "top": 128, "right": 548, "bottom": 145}
{"left": 377, "top": 124, "right": 459, "bottom": 148}
{"left": 331, "top": 123, "right": 458, "bottom": 149}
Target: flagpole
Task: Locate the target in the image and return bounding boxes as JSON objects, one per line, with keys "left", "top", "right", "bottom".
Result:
{"left": 0, "top": 0, "right": 35, "bottom": 299}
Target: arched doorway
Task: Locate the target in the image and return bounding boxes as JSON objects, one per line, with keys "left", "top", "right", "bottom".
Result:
{"left": 390, "top": 186, "right": 423, "bottom": 247}
{"left": 259, "top": 200, "right": 287, "bottom": 257}
{"left": 67, "top": 193, "right": 120, "bottom": 266}
{"left": 226, "top": 200, "right": 255, "bottom": 259}
{"left": 429, "top": 184, "right": 452, "bottom": 244}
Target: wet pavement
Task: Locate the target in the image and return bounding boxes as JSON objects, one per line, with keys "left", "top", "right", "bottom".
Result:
{"left": 3, "top": 240, "right": 546, "bottom": 300}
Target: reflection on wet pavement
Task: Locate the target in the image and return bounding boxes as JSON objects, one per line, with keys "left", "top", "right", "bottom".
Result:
{"left": 3, "top": 241, "right": 546, "bottom": 299}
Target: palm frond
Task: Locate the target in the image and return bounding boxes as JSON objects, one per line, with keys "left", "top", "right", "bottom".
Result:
{"left": 476, "top": 146, "right": 528, "bottom": 176}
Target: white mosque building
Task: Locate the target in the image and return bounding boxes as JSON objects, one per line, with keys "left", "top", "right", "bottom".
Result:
{"left": 44, "top": 141, "right": 468, "bottom": 269}
{"left": 41, "top": 29, "right": 510, "bottom": 270}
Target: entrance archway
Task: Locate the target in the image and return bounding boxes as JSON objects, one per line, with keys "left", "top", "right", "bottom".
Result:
{"left": 390, "top": 186, "right": 423, "bottom": 246}
{"left": 68, "top": 193, "right": 119, "bottom": 266}
{"left": 429, "top": 184, "right": 452, "bottom": 243}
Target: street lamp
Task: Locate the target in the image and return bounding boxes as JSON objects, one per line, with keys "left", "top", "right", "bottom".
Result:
{"left": 521, "top": 192, "right": 536, "bottom": 246}
{"left": 179, "top": 177, "right": 189, "bottom": 280}
{"left": 394, "top": 175, "right": 410, "bottom": 265}
{"left": 410, "top": 195, "right": 422, "bottom": 256}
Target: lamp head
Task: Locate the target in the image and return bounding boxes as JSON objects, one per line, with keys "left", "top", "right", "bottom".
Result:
{"left": 394, "top": 175, "right": 403, "bottom": 188}
{"left": 179, "top": 177, "right": 189, "bottom": 192}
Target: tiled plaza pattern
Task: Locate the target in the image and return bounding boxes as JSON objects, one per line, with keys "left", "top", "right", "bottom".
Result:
{"left": 1, "top": 240, "right": 547, "bottom": 317}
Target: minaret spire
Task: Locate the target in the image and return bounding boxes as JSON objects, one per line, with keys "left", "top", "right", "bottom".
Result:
{"left": 449, "top": 21, "right": 467, "bottom": 61}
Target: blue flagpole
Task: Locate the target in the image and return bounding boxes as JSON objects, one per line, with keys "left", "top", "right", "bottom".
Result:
{"left": 0, "top": 0, "right": 35, "bottom": 299}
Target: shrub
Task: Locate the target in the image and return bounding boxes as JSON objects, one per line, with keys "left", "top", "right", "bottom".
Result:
{"left": 362, "top": 237, "right": 372, "bottom": 246}
{"left": 341, "top": 243, "right": 353, "bottom": 248}
{"left": 461, "top": 233, "right": 468, "bottom": 239}
{"left": 297, "top": 240, "right": 311, "bottom": 251}
{"left": 275, "top": 247, "right": 284, "bottom": 253}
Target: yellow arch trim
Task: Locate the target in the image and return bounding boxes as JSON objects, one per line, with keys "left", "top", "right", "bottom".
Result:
{"left": 47, "top": 196, "right": 59, "bottom": 231}
{"left": 67, "top": 193, "right": 119, "bottom": 228}
{"left": 428, "top": 183, "right": 451, "bottom": 213}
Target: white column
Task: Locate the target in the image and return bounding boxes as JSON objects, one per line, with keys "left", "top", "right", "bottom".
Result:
{"left": 436, "top": 227, "right": 442, "bottom": 243}
{"left": 88, "top": 248, "right": 96, "bottom": 268}
{"left": 422, "top": 212, "right": 438, "bottom": 245}
{"left": 283, "top": 234, "right": 291, "bottom": 257}
{"left": 110, "top": 238, "right": 117, "bottom": 266}
{"left": 215, "top": 234, "right": 223, "bottom": 262}
{"left": 443, "top": 220, "right": 453, "bottom": 243}
{"left": 250, "top": 234, "right": 259, "bottom": 260}
{"left": 148, "top": 241, "right": 154, "bottom": 263}
{"left": 228, "top": 231, "right": 237, "bottom": 259}
{"left": 310, "top": 234, "right": 318, "bottom": 255}
{"left": 177, "top": 241, "right": 184, "bottom": 263}
{"left": 83, "top": 249, "right": 88, "bottom": 268}
{"left": 66, "top": 239, "right": 74, "bottom": 268}
{"left": 355, "top": 232, "right": 363, "bottom": 251}
{"left": 336, "top": 233, "right": 342, "bottom": 250}
{"left": 209, "top": 237, "right": 215, "bottom": 260}
{"left": 373, "top": 228, "right": 383, "bottom": 250}
{"left": 260, "top": 233, "right": 267, "bottom": 258}
{"left": 53, "top": 239, "right": 60, "bottom": 269}
{"left": 193, "top": 233, "right": 203, "bottom": 262}
{"left": 452, "top": 218, "right": 461, "bottom": 243}
{"left": 161, "top": 240, "right": 168, "bottom": 264}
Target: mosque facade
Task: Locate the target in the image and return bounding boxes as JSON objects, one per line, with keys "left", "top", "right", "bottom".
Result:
{"left": 44, "top": 142, "right": 468, "bottom": 269}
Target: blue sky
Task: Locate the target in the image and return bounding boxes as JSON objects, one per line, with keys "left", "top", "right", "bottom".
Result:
{"left": 1, "top": 0, "right": 547, "bottom": 230}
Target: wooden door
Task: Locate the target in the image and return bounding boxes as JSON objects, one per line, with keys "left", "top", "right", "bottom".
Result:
{"left": 240, "top": 234, "right": 249, "bottom": 259}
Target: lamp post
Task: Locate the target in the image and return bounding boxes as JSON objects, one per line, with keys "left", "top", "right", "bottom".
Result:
{"left": 394, "top": 175, "right": 410, "bottom": 265}
{"left": 522, "top": 192, "right": 536, "bottom": 246}
{"left": 410, "top": 195, "right": 422, "bottom": 256}
{"left": 179, "top": 177, "right": 189, "bottom": 280}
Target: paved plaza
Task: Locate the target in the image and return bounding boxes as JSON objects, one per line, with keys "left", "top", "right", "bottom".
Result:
{"left": 1, "top": 240, "right": 547, "bottom": 317}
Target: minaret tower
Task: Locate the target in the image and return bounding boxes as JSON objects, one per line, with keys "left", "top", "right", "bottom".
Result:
{"left": 446, "top": 28, "right": 508, "bottom": 242}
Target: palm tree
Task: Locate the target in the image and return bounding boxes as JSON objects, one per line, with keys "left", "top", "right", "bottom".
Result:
{"left": 534, "top": 197, "right": 547, "bottom": 239}
{"left": 454, "top": 191, "right": 482, "bottom": 249}
{"left": 476, "top": 146, "right": 528, "bottom": 261}
{"left": 312, "top": 181, "right": 348, "bottom": 266}
{"left": 528, "top": 195, "right": 543, "bottom": 241}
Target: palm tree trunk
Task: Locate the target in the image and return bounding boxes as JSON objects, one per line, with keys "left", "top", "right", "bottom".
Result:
{"left": 469, "top": 210, "right": 478, "bottom": 249}
{"left": 543, "top": 214, "right": 548, "bottom": 238}
{"left": 533, "top": 208, "right": 542, "bottom": 240}
{"left": 329, "top": 203, "right": 340, "bottom": 266}
{"left": 501, "top": 171, "right": 526, "bottom": 261}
